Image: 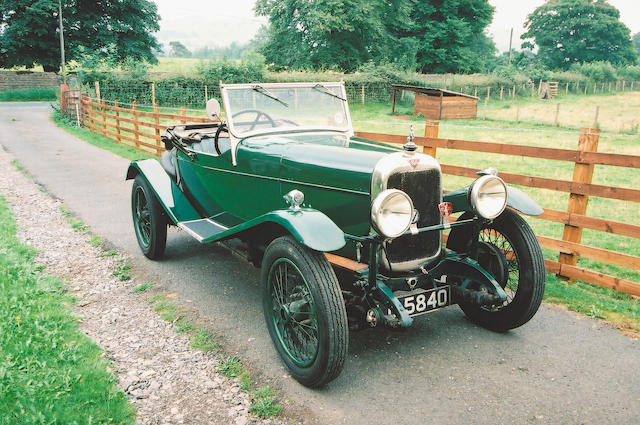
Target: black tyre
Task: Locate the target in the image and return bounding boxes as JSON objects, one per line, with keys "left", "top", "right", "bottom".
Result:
{"left": 262, "top": 236, "right": 348, "bottom": 388}
{"left": 131, "top": 174, "right": 167, "bottom": 260}
{"left": 447, "top": 209, "right": 545, "bottom": 332}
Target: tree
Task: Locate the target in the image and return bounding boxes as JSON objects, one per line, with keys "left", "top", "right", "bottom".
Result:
{"left": 255, "top": 0, "right": 389, "bottom": 72}
{"left": 255, "top": 0, "right": 495, "bottom": 73}
{"left": 169, "top": 41, "right": 192, "bottom": 58}
{"left": 390, "top": 0, "right": 495, "bottom": 73}
{"left": 0, "top": 0, "right": 160, "bottom": 72}
{"left": 633, "top": 32, "right": 640, "bottom": 57}
{"left": 521, "top": 0, "right": 637, "bottom": 69}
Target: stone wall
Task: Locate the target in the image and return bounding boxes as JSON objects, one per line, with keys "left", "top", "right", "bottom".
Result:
{"left": 0, "top": 71, "right": 62, "bottom": 91}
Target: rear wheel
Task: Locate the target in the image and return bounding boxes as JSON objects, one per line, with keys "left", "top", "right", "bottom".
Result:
{"left": 447, "top": 209, "right": 545, "bottom": 332}
{"left": 131, "top": 175, "right": 167, "bottom": 259}
{"left": 262, "top": 236, "right": 348, "bottom": 388}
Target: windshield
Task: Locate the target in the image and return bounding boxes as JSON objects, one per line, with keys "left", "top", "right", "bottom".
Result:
{"left": 221, "top": 82, "right": 353, "bottom": 138}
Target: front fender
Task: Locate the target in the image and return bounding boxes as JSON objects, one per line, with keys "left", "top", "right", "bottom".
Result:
{"left": 443, "top": 185, "right": 543, "bottom": 216}
{"left": 126, "top": 159, "right": 200, "bottom": 223}
{"left": 253, "top": 209, "right": 346, "bottom": 252}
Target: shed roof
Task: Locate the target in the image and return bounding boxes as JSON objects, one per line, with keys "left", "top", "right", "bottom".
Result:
{"left": 391, "top": 84, "right": 478, "bottom": 100}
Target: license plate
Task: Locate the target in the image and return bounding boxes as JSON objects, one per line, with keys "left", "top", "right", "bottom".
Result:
{"left": 389, "top": 286, "right": 451, "bottom": 317}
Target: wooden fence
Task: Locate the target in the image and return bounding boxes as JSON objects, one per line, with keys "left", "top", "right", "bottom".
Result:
{"left": 81, "top": 95, "right": 640, "bottom": 296}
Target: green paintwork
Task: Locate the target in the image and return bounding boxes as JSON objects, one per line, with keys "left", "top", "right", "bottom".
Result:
{"left": 200, "top": 208, "right": 346, "bottom": 252}
{"left": 443, "top": 185, "right": 543, "bottom": 216}
{"left": 126, "top": 160, "right": 200, "bottom": 223}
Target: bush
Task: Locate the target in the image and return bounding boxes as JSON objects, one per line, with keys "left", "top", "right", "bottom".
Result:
{"left": 616, "top": 65, "right": 640, "bottom": 80}
{"left": 196, "top": 56, "right": 266, "bottom": 84}
{"left": 570, "top": 61, "right": 618, "bottom": 82}
{"left": 0, "top": 88, "right": 57, "bottom": 101}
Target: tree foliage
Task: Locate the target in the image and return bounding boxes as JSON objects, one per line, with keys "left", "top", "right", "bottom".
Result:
{"left": 0, "top": 0, "right": 160, "bottom": 72}
{"left": 633, "top": 33, "right": 640, "bottom": 57}
{"left": 169, "top": 41, "right": 192, "bottom": 58}
{"left": 255, "top": 0, "right": 495, "bottom": 73}
{"left": 521, "top": 0, "right": 637, "bottom": 70}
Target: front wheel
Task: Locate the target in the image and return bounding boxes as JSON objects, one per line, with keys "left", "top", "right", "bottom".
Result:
{"left": 447, "top": 209, "right": 545, "bottom": 332}
{"left": 262, "top": 236, "right": 348, "bottom": 388}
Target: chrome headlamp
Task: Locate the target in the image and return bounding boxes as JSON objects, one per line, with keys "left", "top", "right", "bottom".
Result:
{"left": 470, "top": 175, "right": 507, "bottom": 219}
{"left": 371, "top": 189, "right": 415, "bottom": 238}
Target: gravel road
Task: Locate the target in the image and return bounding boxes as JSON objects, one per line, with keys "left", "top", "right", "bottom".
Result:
{"left": 1, "top": 102, "right": 639, "bottom": 425}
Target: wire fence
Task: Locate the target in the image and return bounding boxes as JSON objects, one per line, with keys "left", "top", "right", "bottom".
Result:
{"left": 82, "top": 78, "right": 640, "bottom": 110}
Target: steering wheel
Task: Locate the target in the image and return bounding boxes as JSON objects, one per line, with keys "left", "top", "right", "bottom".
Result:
{"left": 232, "top": 109, "right": 276, "bottom": 131}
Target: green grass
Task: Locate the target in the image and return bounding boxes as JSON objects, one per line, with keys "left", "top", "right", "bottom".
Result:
{"left": 112, "top": 260, "right": 132, "bottom": 281}
{"left": 239, "top": 371, "right": 253, "bottom": 392}
{"left": 190, "top": 328, "right": 218, "bottom": 352}
{"left": 51, "top": 111, "right": 156, "bottom": 162}
{"left": 218, "top": 356, "right": 242, "bottom": 378}
{"left": 59, "top": 206, "right": 89, "bottom": 234}
{"left": 99, "top": 249, "right": 118, "bottom": 257}
{"left": 249, "top": 387, "right": 282, "bottom": 418}
{"left": 88, "top": 235, "right": 102, "bottom": 247}
{"left": 174, "top": 319, "right": 193, "bottom": 333}
{"left": 0, "top": 195, "right": 135, "bottom": 424}
{"left": 132, "top": 282, "right": 152, "bottom": 294}
{"left": 0, "top": 87, "right": 57, "bottom": 101}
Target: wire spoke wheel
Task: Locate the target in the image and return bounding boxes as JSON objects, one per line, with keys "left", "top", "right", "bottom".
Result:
{"left": 131, "top": 175, "right": 167, "bottom": 260}
{"left": 447, "top": 209, "right": 546, "bottom": 331}
{"left": 262, "top": 236, "right": 348, "bottom": 388}
{"left": 268, "top": 258, "right": 319, "bottom": 367}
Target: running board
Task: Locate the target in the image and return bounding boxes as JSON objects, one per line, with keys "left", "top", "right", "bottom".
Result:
{"left": 178, "top": 218, "right": 228, "bottom": 243}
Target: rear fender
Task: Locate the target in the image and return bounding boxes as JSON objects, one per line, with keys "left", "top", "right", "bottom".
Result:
{"left": 126, "top": 159, "right": 200, "bottom": 223}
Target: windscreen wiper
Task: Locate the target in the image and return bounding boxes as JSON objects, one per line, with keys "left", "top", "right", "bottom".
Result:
{"left": 251, "top": 85, "right": 289, "bottom": 107}
{"left": 313, "top": 84, "right": 346, "bottom": 101}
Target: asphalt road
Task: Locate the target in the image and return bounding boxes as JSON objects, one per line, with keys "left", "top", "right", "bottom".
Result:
{"left": 1, "top": 102, "right": 639, "bottom": 425}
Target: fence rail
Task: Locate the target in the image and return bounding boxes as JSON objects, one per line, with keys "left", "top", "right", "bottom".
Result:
{"left": 80, "top": 95, "right": 640, "bottom": 297}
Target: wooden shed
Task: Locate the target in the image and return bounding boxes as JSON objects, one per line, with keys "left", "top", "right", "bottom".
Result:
{"left": 391, "top": 84, "right": 478, "bottom": 120}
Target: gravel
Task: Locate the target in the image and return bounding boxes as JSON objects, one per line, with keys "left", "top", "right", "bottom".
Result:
{"left": 0, "top": 148, "right": 288, "bottom": 425}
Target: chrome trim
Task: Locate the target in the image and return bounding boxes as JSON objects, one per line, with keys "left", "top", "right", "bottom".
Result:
{"left": 469, "top": 175, "right": 507, "bottom": 219}
{"left": 370, "top": 189, "right": 415, "bottom": 238}
{"left": 177, "top": 218, "right": 229, "bottom": 243}
{"left": 371, "top": 151, "right": 443, "bottom": 273}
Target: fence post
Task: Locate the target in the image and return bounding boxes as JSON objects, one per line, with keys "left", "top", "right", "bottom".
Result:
{"left": 132, "top": 101, "right": 140, "bottom": 150}
{"left": 486, "top": 86, "right": 491, "bottom": 102}
{"left": 180, "top": 106, "right": 187, "bottom": 124}
{"left": 565, "top": 82, "right": 569, "bottom": 94}
{"left": 101, "top": 98, "right": 107, "bottom": 137}
{"left": 592, "top": 106, "right": 600, "bottom": 128}
{"left": 151, "top": 82, "right": 156, "bottom": 107}
{"left": 474, "top": 87, "right": 477, "bottom": 98}
{"left": 204, "top": 85, "right": 208, "bottom": 104}
{"left": 557, "top": 127, "right": 600, "bottom": 281}
{"left": 608, "top": 82, "right": 612, "bottom": 92}
{"left": 512, "top": 84, "right": 515, "bottom": 98}
{"left": 94, "top": 81, "right": 100, "bottom": 99}
{"left": 499, "top": 86, "right": 504, "bottom": 100}
{"left": 531, "top": 83, "right": 534, "bottom": 97}
{"left": 422, "top": 121, "right": 439, "bottom": 158}
{"left": 361, "top": 85, "right": 365, "bottom": 104}
{"left": 554, "top": 103, "right": 560, "bottom": 126}
{"left": 622, "top": 81, "right": 626, "bottom": 92}
{"left": 583, "top": 83, "right": 587, "bottom": 94}
{"left": 154, "top": 104, "right": 162, "bottom": 155}
{"left": 114, "top": 100, "right": 121, "bottom": 144}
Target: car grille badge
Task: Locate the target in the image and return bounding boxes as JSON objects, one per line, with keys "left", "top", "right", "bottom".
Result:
{"left": 408, "top": 158, "right": 420, "bottom": 168}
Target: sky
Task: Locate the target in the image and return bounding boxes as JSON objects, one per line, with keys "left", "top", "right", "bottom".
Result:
{"left": 154, "top": 0, "right": 640, "bottom": 53}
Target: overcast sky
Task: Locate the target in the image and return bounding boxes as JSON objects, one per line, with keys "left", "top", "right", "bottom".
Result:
{"left": 154, "top": 0, "right": 640, "bottom": 53}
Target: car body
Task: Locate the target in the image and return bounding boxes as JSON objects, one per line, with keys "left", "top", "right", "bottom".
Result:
{"left": 126, "top": 82, "right": 546, "bottom": 388}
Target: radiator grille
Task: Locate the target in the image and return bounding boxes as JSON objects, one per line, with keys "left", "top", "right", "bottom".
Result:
{"left": 385, "top": 168, "right": 441, "bottom": 266}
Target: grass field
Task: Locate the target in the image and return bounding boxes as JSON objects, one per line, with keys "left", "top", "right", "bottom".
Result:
{"left": 0, "top": 195, "right": 135, "bottom": 424}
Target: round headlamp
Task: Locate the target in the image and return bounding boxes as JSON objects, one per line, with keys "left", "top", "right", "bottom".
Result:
{"left": 371, "top": 189, "right": 414, "bottom": 238}
{"left": 470, "top": 175, "right": 507, "bottom": 219}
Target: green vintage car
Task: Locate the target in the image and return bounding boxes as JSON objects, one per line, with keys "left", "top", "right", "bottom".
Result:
{"left": 126, "top": 82, "right": 546, "bottom": 388}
